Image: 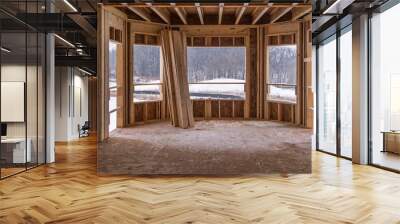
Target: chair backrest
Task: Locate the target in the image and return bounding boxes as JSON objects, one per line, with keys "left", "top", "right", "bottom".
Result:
{"left": 82, "top": 121, "right": 90, "bottom": 129}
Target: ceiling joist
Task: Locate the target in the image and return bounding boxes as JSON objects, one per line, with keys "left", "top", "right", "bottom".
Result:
{"left": 127, "top": 6, "right": 152, "bottom": 22}
{"left": 218, "top": 3, "right": 224, "bottom": 25}
{"left": 251, "top": 5, "right": 271, "bottom": 25}
{"left": 291, "top": 7, "right": 312, "bottom": 21}
{"left": 270, "top": 3, "right": 297, "bottom": 23}
{"left": 195, "top": 3, "right": 204, "bottom": 25}
{"left": 235, "top": 3, "right": 249, "bottom": 25}
{"left": 146, "top": 3, "right": 170, "bottom": 24}
{"left": 171, "top": 3, "right": 187, "bottom": 25}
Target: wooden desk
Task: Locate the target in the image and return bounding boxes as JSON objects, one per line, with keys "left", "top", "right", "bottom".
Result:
{"left": 1, "top": 138, "right": 31, "bottom": 163}
{"left": 382, "top": 131, "right": 400, "bottom": 154}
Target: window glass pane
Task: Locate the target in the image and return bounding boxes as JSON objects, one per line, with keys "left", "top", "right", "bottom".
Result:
{"left": 189, "top": 83, "right": 245, "bottom": 100}
{"left": 1, "top": 31, "right": 27, "bottom": 177}
{"left": 109, "top": 42, "right": 117, "bottom": 88}
{"left": 187, "top": 47, "right": 245, "bottom": 99}
{"left": 267, "top": 45, "right": 297, "bottom": 103}
{"left": 340, "top": 29, "right": 352, "bottom": 158}
{"left": 133, "top": 45, "right": 161, "bottom": 84}
{"left": 134, "top": 84, "right": 161, "bottom": 102}
{"left": 371, "top": 4, "right": 400, "bottom": 171}
{"left": 318, "top": 37, "right": 337, "bottom": 154}
{"left": 109, "top": 88, "right": 117, "bottom": 112}
{"left": 109, "top": 111, "right": 117, "bottom": 133}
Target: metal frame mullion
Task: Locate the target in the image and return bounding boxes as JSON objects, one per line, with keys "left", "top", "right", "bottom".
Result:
{"left": 336, "top": 27, "right": 341, "bottom": 157}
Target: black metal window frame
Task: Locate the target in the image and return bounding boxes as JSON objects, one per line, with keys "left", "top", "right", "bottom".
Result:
{"left": 367, "top": 0, "right": 400, "bottom": 173}
{"left": 315, "top": 23, "right": 353, "bottom": 161}
{"left": 0, "top": 0, "right": 48, "bottom": 180}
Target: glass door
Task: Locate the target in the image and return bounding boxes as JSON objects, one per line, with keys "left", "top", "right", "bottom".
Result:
{"left": 317, "top": 35, "right": 337, "bottom": 155}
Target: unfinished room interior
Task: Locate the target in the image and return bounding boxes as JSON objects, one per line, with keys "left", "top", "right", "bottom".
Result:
{"left": 1, "top": 0, "right": 400, "bottom": 223}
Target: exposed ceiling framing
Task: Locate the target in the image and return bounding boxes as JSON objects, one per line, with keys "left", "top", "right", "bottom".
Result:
{"left": 109, "top": 2, "right": 311, "bottom": 25}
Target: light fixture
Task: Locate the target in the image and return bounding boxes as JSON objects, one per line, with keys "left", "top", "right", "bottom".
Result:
{"left": 63, "top": 0, "right": 78, "bottom": 12}
{"left": 78, "top": 67, "right": 93, "bottom": 76}
{"left": 1, "top": 47, "right": 11, "bottom": 53}
{"left": 54, "top": 34, "right": 75, "bottom": 48}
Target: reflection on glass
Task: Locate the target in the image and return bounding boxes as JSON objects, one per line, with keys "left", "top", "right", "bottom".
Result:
{"left": 371, "top": 4, "right": 400, "bottom": 171}
{"left": 318, "top": 37, "right": 337, "bottom": 154}
{"left": 1, "top": 32, "right": 27, "bottom": 177}
{"left": 340, "top": 29, "right": 352, "bottom": 158}
{"left": 267, "top": 45, "right": 297, "bottom": 103}
{"left": 187, "top": 47, "right": 245, "bottom": 99}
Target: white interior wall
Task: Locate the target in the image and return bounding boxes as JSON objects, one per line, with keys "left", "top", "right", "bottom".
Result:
{"left": 55, "top": 67, "right": 89, "bottom": 141}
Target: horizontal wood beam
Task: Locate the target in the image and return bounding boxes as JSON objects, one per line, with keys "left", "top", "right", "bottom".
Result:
{"left": 127, "top": 6, "right": 152, "bottom": 22}
{"left": 146, "top": 3, "right": 170, "bottom": 24}
{"left": 251, "top": 5, "right": 271, "bottom": 25}
{"left": 195, "top": 3, "right": 204, "bottom": 25}
{"left": 291, "top": 7, "right": 312, "bottom": 21}
{"left": 171, "top": 3, "right": 187, "bottom": 25}
{"left": 235, "top": 3, "right": 249, "bottom": 25}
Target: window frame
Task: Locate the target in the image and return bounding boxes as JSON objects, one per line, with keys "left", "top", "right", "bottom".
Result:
{"left": 132, "top": 43, "right": 163, "bottom": 103}
{"left": 266, "top": 44, "right": 298, "bottom": 104}
{"left": 187, "top": 46, "right": 247, "bottom": 100}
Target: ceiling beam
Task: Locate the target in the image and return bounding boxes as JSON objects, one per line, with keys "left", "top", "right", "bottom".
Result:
{"left": 291, "top": 7, "right": 312, "bottom": 21}
{"left": 218, "top": 3, "right": 224, "bottom": 25}
{"left": 251, "top": 5, "right": 271, "bottom": 25}
{"left": 108, "top": 3, "right": 310, "bottom": 8}
{"left": 171, "top": 3, "right": 187, "bottom": 25}
{"left": 67, "top": 14, "right": 97, "bottom": 39}
{"left": 146, "top": 3, "right": 170, "bottom": 24}
{"left": 270, "top": 3, "right": 298, "bottom": 23}
{"left": 195, "top": 3, "right": 204, "bottom": 25}
{"left": 235, "top": 3, "right": 249, "bottom": 25}
{"left": 127, "top": 6, "right": 152, "bottom": 22}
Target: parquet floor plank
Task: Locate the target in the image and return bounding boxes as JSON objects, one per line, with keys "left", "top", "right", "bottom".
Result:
{"left": 0, "top": 135, "right": 400, "bottom": 223}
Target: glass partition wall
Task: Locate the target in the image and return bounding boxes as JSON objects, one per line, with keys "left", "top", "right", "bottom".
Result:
{"left": 0, "top": 3, "right": 47, "bottom": 179}
{"left": 370, "top": 3, "right": 400, "bottom": 171}
{"left": 316, "top": 26, "right": 353, "bottom": 159}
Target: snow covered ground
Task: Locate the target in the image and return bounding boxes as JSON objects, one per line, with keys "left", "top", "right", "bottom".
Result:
{"left": 268, "top": 85, "right": 296, "bottom": 103}
{"left": 131, "top": 79, "right": 296, "bottom": 103}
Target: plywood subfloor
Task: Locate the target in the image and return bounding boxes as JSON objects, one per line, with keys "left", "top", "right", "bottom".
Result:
{"left": 1, "top": 135, "right": 400, "bottom": 223}
{"left": 99, "top": 121, "right": 312, "bottom": 175}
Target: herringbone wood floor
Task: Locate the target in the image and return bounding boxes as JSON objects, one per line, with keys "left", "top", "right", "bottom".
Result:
{"left": 1, "top": 135, "right": 400, "bottom": 224}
